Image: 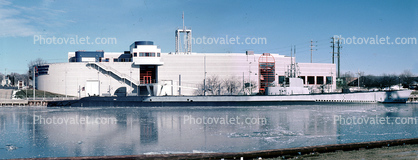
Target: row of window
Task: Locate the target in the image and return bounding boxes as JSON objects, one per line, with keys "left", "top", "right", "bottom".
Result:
{"left": 133, "top": 52, "right": 161, "bottom": 57}
{"left": 278, "top": 76, "right": 333, "bottom": 85}
{"left": 301, "top": 76, "right": 333, "bottom": 85}
{"left": 99, "top": 58, "right": 132, "bottom": 62}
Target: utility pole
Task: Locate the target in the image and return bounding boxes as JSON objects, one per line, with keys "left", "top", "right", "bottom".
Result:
{"left": 179, "top": 74, "right": 181, "bottom": 95}
{"left": 33, "top": 66, "right": 35, "bottom": 100}
{"left": 357, "top": 69, "right": 360, "bottom": 88}
{"left": 242, "top": 72, "right": 245, "bottom": 95}
{"left": 337, "top": 38, "right": 342, "bottom": 78}
{"left": 65, "top": 70, "right": 68, "bottom": 98}
{"left": 329, "top": 69, "right": 333, "bottom": 93}
{"left": 294, "top": 45, "right": 296, "bottom": 77}
{"left": 249, "top": 62, "right": 252, "bottom": 95}
{"left": 310, "top": 39, "right": 317, "bottom": 63}
{"left": 331, "top": 37, "right": 342, "bottom": 78}
{"left": 330, "top": 37, "right": 335, "bottom": 64}
{"left": 290, "top": 46, "right": 293, "bottom": 78}
{"left": 203, "top": 55, "right": 206, "bottom": 96}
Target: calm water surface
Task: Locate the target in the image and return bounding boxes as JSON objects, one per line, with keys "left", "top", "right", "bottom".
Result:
{"left": 0, "top": 103, "right": 417, "bottom": 159}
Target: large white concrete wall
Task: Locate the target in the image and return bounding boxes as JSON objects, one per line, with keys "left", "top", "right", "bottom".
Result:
{"left": 158, "top": 53, "right": 336, "bottom": 95}
{"left": 298, "top": 63, "right": 337, "bottom": 92}
{"left": 158, "top": 53, "right": 260, "bottom": 95}
{"left": 36, "top": 62, "right": 139, "bottom": 97}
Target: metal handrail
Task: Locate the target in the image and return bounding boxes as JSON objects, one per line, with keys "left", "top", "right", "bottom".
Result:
{"left": 88, "top": 62, "right": 140, "bottom": 86}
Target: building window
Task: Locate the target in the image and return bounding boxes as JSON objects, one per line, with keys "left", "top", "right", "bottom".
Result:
{"left": 136, "top": 52, "right": 159, "bottom": 57}
{"left": 299, "top": 76, "right": 306, "bottom": 84}
{"left": 278, "top": 76, "right": 285, "bottom": 84}
{"left": 134, "top": 52, "right": 137, "bottom": 57}
{"left": 113, "top": 58, "right": 118, "bottom": 62}
{"left": 105, "top": 58, "right": 109, "bottom": 62}
{"left": 317, "top": 76, "right": 324, "bottom": 84}
{"left": 326, "top": 76, "right": 333, "bottom": 84}
{"left": 307, "top": 76, "right": 315, "bottom": 84}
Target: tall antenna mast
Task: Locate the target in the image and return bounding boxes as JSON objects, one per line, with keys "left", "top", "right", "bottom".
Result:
{"left": 182, "top": 11, "right": 185, "bottom": 30}
{"left": 176, "top": 12, "right": 192, "bottom": 54}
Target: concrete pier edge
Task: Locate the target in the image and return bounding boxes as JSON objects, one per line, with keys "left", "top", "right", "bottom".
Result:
{"left": 13, "top": 137, "right": 418, "bottom": 160}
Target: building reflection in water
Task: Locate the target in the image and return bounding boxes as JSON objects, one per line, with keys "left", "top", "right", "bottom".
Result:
{"left": 0, "top": 104, "right": 417, "bottom": 159}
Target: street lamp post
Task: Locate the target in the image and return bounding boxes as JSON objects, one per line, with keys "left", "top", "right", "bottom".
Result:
{"left": 249, "top": 62, "right": 252, "bottom": 95}
{"left": 33, "top": 66, "right": 35, "bottom": 100}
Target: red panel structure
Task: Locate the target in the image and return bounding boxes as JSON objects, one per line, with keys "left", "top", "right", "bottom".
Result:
{"left": 258, "top": 53, "right": 275, "bottom": 94}
{"left": 140, "top": 67, "right": 155, "bottom": 84}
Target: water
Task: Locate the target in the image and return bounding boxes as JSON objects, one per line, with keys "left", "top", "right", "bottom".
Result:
{"left": 0, "top": 103, "right": 417, "bottom": 159}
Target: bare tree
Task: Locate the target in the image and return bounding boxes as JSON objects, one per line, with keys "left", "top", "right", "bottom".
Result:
{"left": 380, "top": 73, "right": 398, "bottom": 88}
{"left": 341, "top": 71, "right": 355, "bottom": 79}
{"left": 194, "top": 76, "right": 223, "bottom": 95}
{"left": 27, "top": 58, "right": 47, "bottom": 69}
{"left": 195, "top": 76, "right": 243, "bottom": 96}
{"left": 399, "top": 70, "right": 415, "bottom": 87}
{"left": 195, "top": 84, "right": 204, "bottom": 95}
{"left": 222, "top": 77, "right": 241, "bottom": 95}
{"left": 206, "top": 75, "right": 222, "bottom": 95}
{"left": 27, "top": 58, "right": 47, "bottom": 81}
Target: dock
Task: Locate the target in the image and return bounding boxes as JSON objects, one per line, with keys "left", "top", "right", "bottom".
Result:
{"left": 0, "top": 99, "right": 29, "bottom": 106}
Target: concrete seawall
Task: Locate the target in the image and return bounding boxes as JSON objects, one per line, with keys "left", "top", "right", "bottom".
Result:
{"left": 22, "top": 138, "right": 418, "bottom": 160}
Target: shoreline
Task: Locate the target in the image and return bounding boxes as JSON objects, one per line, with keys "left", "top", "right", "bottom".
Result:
{"left": 13, "top": 138, "right": 418, "bottom": 160}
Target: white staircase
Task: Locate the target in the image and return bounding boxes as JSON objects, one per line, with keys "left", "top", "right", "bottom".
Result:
{"left": 88, "top": 62, "right": 140, "bottom": 86}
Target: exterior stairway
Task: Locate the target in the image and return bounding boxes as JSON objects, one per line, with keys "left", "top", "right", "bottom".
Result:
{"left": 88, "top": 62, "right": 140, "bottom": 86}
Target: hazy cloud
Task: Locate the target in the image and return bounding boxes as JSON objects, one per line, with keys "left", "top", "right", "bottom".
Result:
{"left": 0, "top": 0, "right": 68, "bottom": 37}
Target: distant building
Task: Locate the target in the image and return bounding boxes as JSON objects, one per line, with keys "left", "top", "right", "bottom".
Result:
{"left": 1, "top": 75, "right": 11, "bottom": 86}
{"left": 17, "top": 80, "right": 24, "bottom": 89}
